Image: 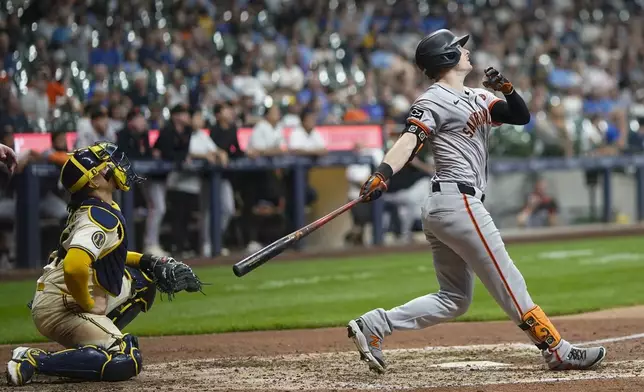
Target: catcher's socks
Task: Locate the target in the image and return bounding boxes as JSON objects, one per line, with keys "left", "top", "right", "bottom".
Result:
{"left": 347, "top": 318, "right": 386, "bottom": 374}
{"left": 543, "top": 343, "right": 606, "bottom": 370}
{"left": 6, "top": 347, "right": 40, "bottom": 386}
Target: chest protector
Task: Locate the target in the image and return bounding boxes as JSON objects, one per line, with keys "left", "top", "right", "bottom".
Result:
{"left": 58, "top": 198, "right": 129, "bottom": 296}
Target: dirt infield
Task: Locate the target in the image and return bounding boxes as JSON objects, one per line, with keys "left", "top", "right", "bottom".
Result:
{"left": 2, "top": 306, "right": 644, "bottom": 391}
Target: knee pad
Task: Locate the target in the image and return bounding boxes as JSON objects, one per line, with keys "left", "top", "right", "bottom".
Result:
{"left": 29, "top": 334, "right": 142, "bottom": 381}
{"left": 108, "top": 267, "right": 157, "bottom": 330}
{"left": 519, "top": 305, "right": 561, "bottom": 350}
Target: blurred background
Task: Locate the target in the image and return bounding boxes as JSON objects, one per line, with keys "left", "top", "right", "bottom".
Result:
{"left": 1, "top": 0, "right": 644, "bottom": 270}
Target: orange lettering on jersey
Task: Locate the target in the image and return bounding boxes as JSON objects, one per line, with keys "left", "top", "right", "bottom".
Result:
{"left": 464, "top": 109, "right": 492, "bottom": 138}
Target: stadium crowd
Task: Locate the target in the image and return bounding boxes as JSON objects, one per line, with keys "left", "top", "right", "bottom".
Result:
{"left": 1, "top": 0, "right": 644, "bottom": 267}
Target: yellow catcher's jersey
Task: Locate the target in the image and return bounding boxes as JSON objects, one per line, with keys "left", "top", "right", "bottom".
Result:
{"left": 37, "top": 198, "right": 128, "bottom": 298}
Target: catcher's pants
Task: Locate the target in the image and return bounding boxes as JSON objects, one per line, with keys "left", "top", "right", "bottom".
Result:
{"left": 31, "top": 276, "right": 133, "bottom": 350}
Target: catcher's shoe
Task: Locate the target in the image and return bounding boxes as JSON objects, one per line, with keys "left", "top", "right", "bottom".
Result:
{"left": 347, "top": 318, "right": 386, "bottom": 374}
{"left": 544, "top": 345, "right": 606, "bottom": 371}
{"left": 6, "top": 347, "right": 41, "bottom": 386}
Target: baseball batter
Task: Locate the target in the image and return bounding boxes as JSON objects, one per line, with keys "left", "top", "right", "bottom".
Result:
{"left": 347, "top": 29, "right": 606, "bottom": 374}
{"left": 6, "top": 142, "right": 203, "bottom": 386}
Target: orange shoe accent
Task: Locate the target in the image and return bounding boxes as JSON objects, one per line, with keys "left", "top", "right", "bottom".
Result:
{"left": 462, "top": 194, "right": 523, "bottom": 316}
{"left": 369, "top": 335, "right": 381, "bottom": 349}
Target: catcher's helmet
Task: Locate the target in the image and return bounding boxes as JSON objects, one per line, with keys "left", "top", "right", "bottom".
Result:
{"left": 415, "top": 29, "right": 469, "bottom": 78}
{"left": 60, "top": 142, "right": 144, "bottom": 194}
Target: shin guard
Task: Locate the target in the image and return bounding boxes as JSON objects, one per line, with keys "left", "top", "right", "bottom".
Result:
{"left": 519, "top": 305, "right": 561, "bottom": 350}
{"left": 28, "top": 334, "right": 142, "bottom": 381}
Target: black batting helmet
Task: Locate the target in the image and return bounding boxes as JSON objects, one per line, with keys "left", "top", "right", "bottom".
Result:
{"left": 415, "top": 29, "right": 469, "bottom": 78}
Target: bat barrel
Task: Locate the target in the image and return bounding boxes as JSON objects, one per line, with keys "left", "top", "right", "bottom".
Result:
{"left": 232, "top": 192, "right": 370, "bottom": 277}
{"left": 232, "top": 236, "right": 293, "bottom": 277}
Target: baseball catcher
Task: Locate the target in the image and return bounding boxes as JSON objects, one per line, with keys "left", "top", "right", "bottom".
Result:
{"left": 6, "top": 142, "right": 204, "bottom": 386}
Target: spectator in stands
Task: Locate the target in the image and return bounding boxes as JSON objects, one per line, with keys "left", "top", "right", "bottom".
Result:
{"left": 257, "top": 59, "right": 278, "bottom": 93}
{"left": 148, "top": 103, "right": 193, "bottom": 255}
{"left": 243, "top": 101, "right": 287, "bottom": 252}
{"left": 116, "top": 108, "right": 156, "bottom": 160}
{"left": 345, "top": 141, "right": 385, "bottom": 246}
{"left": 42, "top": 131, "right": 71, "bottom": 167}
{"left": 87, "top": 64, "right": 109, "bottom": 101}
{"left": 46, "top": 73, "right": 66, "bottom": 107}
{"left": 108, "top": 102, "right": 127, "bottom": 136}
{"left": 122, "top": 48, "right": 142, "bottom": 75}
{"left": 211, "top": 102, "right": 244, "bottom": 159}
{"left": 279, "top": 100, "right": 302, "bottom": 128}
{"left": 117, "top": 107, "right": 167, "bottom": 255}
{"left": 533, "top": 102, "right": 574, "bottom": 157}
{"left": 277, "top": 52, "right": 305, "bottom": 93}
{"left": 0, "top": 95, "right": 30, "bottom": 134}
{"left": 167, "top": 111, "right": 232, "bottom": 257}
{"left": 90, "top": 37, "right": 121, "bottom": 69}
{"left": 247, "top": 101, "right": 286, "bottom": 156}
{"left": 517, "top": 178, "right": 559, "bottom": 228}
{"left": 128, "top": 71, "right": 152, "bottom": 110}
{"left": 148, "top": 102, "right": 165, "bottom": 130}
{"left": 382, "top": 134, "right": 433, "bottom": 244}
{"left": 343, "top": 93, "right": 370, "bottom": 123}
{"left": 74, "top": 105, "right": 115, "bottom": 149}
{"left": 233, "top": 64, "right": 266, "bottom": 107}
{"left": 20, "top": 72, "right": 50, "bottom": 125}
{"left": 237, "top": 91, "right": 262, "bottom": 126}
{"left": 166, "top": 69, "right": 189, "bottom": 108}
{"left": 297, "top": 75, "right": 329, "bottom": 123}
{"left": 284, "top": 107, "right": 327, "bottom": 228}
{"left": 288, "top": 108, "right": 327, "bottom": 156}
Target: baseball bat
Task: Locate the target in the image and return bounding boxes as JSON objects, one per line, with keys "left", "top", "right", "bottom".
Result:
{"left": 232, "top": 193, "right": 370, "bottom": 277}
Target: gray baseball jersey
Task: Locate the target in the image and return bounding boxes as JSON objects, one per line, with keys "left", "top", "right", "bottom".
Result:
{"left": 405, "top": 83, "right": 502, "bottom": 191}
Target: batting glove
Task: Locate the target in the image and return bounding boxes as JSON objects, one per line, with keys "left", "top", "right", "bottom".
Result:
{"left": 360, "top": 173, "right": 388, "bottom": 202}
{"left": 482, "top": 67, "right": 514, "bottom": 95}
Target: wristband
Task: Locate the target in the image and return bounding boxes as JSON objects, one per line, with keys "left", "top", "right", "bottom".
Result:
{"left": 376, "top": 162, "right": 394, "bottom": 181}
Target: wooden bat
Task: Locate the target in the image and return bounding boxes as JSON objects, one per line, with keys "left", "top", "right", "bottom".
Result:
{"left": 232, "top": 193, "right": 370, "bottom": 277}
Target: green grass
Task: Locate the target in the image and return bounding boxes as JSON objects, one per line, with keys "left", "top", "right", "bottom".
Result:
{"left": 1, "top": 236, "right": 644, "bottom": 344}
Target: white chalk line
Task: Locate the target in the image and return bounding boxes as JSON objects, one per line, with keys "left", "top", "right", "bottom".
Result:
{"left": 577, "top": 332, "right": 644, "bottom": 346}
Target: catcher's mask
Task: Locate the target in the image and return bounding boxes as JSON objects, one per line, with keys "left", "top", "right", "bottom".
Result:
{"left": 60, "top": 142, "right": 145, "bottom": 193}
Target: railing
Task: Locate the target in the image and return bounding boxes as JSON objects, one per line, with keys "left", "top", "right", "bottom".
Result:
{"left": 11, "top": 152, "right": 644, "bottom": 269}
{"left": 14, "top": 151, "right": 383, "bottom": 269}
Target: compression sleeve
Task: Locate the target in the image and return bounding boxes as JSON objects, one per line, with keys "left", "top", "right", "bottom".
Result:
{"left": 63, "top": 248, "right": 95, "bottom": 311}
{"left": 490, "top": 90, "right": 530, "bottom": 125}
{"left": 126, "top": 251, "right": 143, "bottom": 268}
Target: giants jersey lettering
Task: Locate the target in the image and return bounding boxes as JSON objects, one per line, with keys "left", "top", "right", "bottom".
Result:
{"left": 405, "top": 84, "right": 502, "bottom": 191}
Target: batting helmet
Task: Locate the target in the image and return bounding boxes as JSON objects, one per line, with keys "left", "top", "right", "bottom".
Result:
{"left": 415, "top": 29, "right": 469, "bottom": 78}
{"left": 60, "top": 142, "right": 144, "bottom": 194}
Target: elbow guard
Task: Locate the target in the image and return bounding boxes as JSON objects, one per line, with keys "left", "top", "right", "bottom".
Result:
{"left": 402, "top": 123, "right": 429, "bottom": 163}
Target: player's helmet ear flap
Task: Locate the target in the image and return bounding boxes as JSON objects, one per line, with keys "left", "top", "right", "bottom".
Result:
{"left": 415, "top": 29, "right": 469, "bottom": 78}
{"left": 60, "top": 142, "right": 145, "bottom": 194}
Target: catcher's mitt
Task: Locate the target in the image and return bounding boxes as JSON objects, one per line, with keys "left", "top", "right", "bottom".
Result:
{"left": 139, "top": 254, "right": 205, "bottom": 299}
